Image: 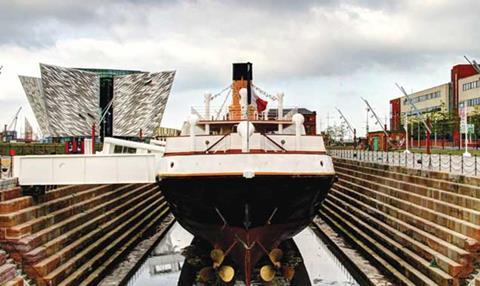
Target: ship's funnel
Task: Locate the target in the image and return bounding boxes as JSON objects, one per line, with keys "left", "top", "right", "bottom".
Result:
{"left": 232, "top": 62, "right": 253, "bottom": 81}
{"left": 230, "top": 63, "right": 254, "bottom": 120}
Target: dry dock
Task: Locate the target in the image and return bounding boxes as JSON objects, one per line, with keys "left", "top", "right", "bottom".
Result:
{"left": 321, "top": 155, "right": 480, "bottom": 286}
{"left": 0, "top": 181, "right": 170, "bottom": 285}
{"left": 2, "top": 152, "right": 480, "bottom": 285}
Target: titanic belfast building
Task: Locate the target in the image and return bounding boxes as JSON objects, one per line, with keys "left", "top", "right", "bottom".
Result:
{"left": 19, "top": 64, "right": 175, "bottom": 140}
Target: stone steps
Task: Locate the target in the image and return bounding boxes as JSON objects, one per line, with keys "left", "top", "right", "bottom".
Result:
{"left": 37, "top": 185, "right": 101, "bottom": 203}
{"left": 69, "top": 207, "right": 171, "bottom": 286}
{"left": 335, "top": 161, "right": 480, "bottom": 210}
{"left": 0, "top": 248, "right": 25, "bottom": 286}
{"left": 6, "top": 184, "right": 140, "bottom": 239}
{"left": 4, "top": 276, "right": 25, "bottom": 286}
{"left": 0, "top": 187, "right": 22, "bottom": 202}
{"left": 43, "top": 196, "right": 167, "bottom": 286}
{"left": 0, "top": 181, "right": 169, "bottom": 286}
{"left": 336, "top": 170, "right": 480, "bottom": 226}
{"left": 0, "top": 197, "right": 33, "bottom": 214}
{"left": 0, "top": 263, "right": 18, "bottom": 284}
{"left": 0, "top": 183, "right": 27, "bottom": 286}
{"left": 332, "top": 182, "right": 478, "bottom": 252}
{"left": 319, "top": 206, "right": 436, "bottom": 286}
{"left": 334, "top": 158, "right": 480, "bottom": 198}
{"left": 324, "top": 156, "right": 480, "bottom": 285}
{"left": 329, "top": 188, "right": 470, "bottom": 277}
{"left": 22, "top": 184, "right": 157, "bottom": 264}
{"left": 31, "top": 187, "right": 162, "bottom": 277}
{"left": 13, "top": 184, "right": 149, "bottom": 254}
{"left": 0, "top": 185, "right": 114, "bottom": 228}
{"left": 336, "top": 172, "right": 480, "bottom": 239}
{"left": 323, "top": 199, "right": 455, "bottom": 285}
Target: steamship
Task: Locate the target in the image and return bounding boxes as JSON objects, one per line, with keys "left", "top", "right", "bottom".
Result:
{"left": 156, "top": 63, "right": 335, "bottom": 285}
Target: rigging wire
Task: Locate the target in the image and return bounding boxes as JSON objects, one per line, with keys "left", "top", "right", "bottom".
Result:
{"left": 251, "top": 83, "right": 277, "bottom": 101}
{"left": 216, "top": 89, "right": 231, "bottom": 120}
{"left": 212, "top": 84, "right": 232, "bottom": 100}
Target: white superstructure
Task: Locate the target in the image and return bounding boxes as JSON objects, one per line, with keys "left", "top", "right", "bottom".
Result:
{"left": 12, "top": 75, "right": 334, "bottom": 186}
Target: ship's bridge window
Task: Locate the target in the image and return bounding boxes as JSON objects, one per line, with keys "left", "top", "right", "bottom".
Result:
{"left": 113, "top": 146, "right": 137, "bottom": 154}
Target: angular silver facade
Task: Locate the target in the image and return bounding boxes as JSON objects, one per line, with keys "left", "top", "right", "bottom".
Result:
{"left": 40, "top": 64, "right": 100, "bottom": 137}
{"left": 19, "top": 64, "right": 174, "bottom": 138}
{"left": 113, "top": 71, "right": 175, "bottom": 137}
{"left": 18, "top": 76, "right": 51, "bottom": 137}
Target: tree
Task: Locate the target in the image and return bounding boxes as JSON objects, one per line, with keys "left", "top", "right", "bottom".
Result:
{"left": 430, "top": 101, "right": 452, "bottom": 148}
{"left": 469, "top": 105, "right": 480, "bottom": 148}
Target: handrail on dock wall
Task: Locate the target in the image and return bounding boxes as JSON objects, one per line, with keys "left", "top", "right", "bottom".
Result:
{"left": 329, "top": 149, "right": 480, "bottom": 177}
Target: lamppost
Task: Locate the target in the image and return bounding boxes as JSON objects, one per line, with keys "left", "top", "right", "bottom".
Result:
{"left": 404, "top": 113, "right": 410, "bottom": 153}
{"left": 462, "top": 102, "right": 471, "bottom": 157}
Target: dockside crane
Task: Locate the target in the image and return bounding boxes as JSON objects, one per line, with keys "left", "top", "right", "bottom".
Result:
{"left": 464, "top": 56, "right": 480, "bottom": 74}
{"left": 2, "top": 107, "right": 22, "bottom": 143}
{"left": 360, "top": 97, "right": 393, "bottom": 151}
{"left": 7, "top": 107, "right": 22, "bottom": 132}
{"left": 335, "top": 107, "right": 357, "bottom": 147}
{"left": 396, "top": 83, "right": 432, "bottom": 154}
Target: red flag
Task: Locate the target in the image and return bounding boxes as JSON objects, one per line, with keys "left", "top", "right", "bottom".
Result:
{"left": 252, "top": 89, "right": 268, "bottom": 111}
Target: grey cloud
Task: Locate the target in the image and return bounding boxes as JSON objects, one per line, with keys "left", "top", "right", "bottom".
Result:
{"left": 1, "top": 0, "right": 480, "bottom": 92}
{"left": 0, "top": 0, "right": 406, "bottom": 47}
{"left": 0, "top": 1, "right": 120, "bottom": 47}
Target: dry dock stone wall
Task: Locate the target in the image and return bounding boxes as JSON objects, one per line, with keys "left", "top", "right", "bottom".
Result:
{"left": 0, "top": 182, "right": 170, "bottom": 286}
{"left": 0, "top": 178, "right": 27, "bottom": 286}
{"left": 321, "top": 157, "right": 480, "bottom": 286}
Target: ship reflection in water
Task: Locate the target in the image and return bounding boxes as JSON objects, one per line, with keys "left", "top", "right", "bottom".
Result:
{"left": 128, "top": 223, "right": 358, "bottom": 286}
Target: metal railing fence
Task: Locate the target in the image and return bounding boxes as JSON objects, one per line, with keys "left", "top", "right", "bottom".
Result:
{"left": 329, "top": 149, "right": 480, "bottom": 177}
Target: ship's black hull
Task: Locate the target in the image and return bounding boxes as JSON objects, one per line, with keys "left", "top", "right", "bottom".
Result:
{"left": 158, "top": 175, "right": 334, "bottom": 284}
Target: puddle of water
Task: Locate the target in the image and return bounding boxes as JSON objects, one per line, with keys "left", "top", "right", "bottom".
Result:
{"left": 128, "top": 223, "right": 359, "bottom": 286}
{"left": 294, "top": 227, "right": 358, "bottom": 286}
{"left": 127, "top": 223, "right": 193, "bottom": 286}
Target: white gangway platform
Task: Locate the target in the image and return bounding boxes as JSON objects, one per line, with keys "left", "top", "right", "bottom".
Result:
{"left": 13, "top": 138, "right": 165, "bottom": 185}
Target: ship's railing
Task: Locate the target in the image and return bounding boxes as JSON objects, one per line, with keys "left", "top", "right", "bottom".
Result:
{"left": 165, "top": 133, "right": 325, "bottom": 153}
{"left": 204, "top": 134, "right": 286, "bottom": 153}
{"left": 329, "top": 149, "right": 480, "bottom": 177}
{"left": 191, "top": 106, "right": 301, "bottom": 121}
{"left": 191, "top": 106, "right": 228, "bottom": 121}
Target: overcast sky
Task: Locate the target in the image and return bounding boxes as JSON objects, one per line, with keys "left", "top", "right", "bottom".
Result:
{"left": 1, "top": 0, "right": 479, "bottom": 137}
